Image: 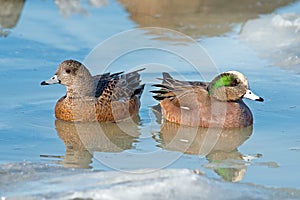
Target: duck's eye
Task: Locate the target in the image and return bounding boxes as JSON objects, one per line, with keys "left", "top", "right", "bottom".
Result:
{"left": 65, "top": 69, "right": 71, "bottom": 74}
{"left": 233, "top": 79, "right": 239, "bottom": 86}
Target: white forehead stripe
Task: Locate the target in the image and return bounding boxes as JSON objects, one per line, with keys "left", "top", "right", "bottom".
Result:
{"left": 226, "top": 70, "right": 249, "bottom": 88}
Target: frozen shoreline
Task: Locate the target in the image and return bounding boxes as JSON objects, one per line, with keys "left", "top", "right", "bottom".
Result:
{"left": 1, "top": 162, "right": 300, "bottom": 200}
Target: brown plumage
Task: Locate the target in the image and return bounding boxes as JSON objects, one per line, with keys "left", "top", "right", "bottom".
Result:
{"left": 41, "top": 59, "right": 145, "bottom": 122}
{"left": 152, "top": 71, "right": 263, "bottom": 128}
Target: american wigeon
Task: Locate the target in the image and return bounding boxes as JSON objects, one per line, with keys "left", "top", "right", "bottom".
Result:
{"left": 152, "top": 71, "right": 263, "bottom": 128}
{"left": 41, "top": 59, "right": 145, "bottom": 122}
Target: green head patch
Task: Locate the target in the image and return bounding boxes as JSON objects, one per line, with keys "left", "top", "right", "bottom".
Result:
{"left": 209, "top": 74, "right": 237, "bottom": 95}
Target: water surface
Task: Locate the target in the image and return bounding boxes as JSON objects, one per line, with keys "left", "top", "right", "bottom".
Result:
{"left": 1, "top": 0, "right": 300, "bottom": 199}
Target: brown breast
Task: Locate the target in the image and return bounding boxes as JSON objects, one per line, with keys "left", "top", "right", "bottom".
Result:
{"left": 55, "top": 96, "right": 141, "bottom": 122}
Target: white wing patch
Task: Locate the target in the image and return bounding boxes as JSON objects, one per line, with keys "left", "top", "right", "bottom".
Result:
{"left": 180, "top": 106, "right": 190, "bottom": 110}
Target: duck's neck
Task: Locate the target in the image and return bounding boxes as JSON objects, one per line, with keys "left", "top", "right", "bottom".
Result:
{"left": 66, "top": 76, "right": 96, "bottom": 99}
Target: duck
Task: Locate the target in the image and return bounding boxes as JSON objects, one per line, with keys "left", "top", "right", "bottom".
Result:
{"left": 41, "top": 59, "right": 145, "bottom": 122}
{"left": 152, "top": 71, "right": 263, "bottom": 128}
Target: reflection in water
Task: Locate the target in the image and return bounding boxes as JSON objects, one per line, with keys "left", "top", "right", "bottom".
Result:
{"left": 49, "top": 118, "right": 140, "bottom": 168}
{"left": 119, "top": 0, "right": 296, "bottom": 37}
{"left": 156, "top": 119, "right": 254, "bottom": 182}
{"left": 0, "top": 0, "right": 25, "bottom": 37}
{"left": 54, "top": 0, "right": 108, "bottom": 18}
{"left": 241, "top": 13, "right": 300, "bottom": 73}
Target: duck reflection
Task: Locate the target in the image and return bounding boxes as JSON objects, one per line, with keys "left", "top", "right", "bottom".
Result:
{"left": 53, "top": 118, "right": 140, "bottom": 168}
{"left": 54, "top": 0, "right": 108, "bottom": 18}
{"left": 0, "top": 0, "right": 25, "bottom": 37}
{"left": 156, "top": 117, "right": 254, "bottom": 182}
{"left": 119, "top": 0, "right": 296, "bottom": 37}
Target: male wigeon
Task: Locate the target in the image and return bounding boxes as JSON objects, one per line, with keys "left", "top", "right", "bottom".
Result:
{"left": 152, "top": 71, "right": 263, "bottom": 128}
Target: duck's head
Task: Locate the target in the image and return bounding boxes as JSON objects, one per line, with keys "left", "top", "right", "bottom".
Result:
{"left": 41, "top": 59, "right": 92, "bottom": 87}
{"left": 208, "top": 71, "right": 264, "bottom": 102}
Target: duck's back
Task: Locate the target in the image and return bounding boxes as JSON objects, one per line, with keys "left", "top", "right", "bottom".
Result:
{"left": 94, "top": 69, "right": 144, "bottom": 102}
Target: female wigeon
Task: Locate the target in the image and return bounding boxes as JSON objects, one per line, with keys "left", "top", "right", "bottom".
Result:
{"left": 41, "top": 59, "right": 145, "bottom": 122}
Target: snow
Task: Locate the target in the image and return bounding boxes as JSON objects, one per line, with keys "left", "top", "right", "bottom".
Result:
{"left": 240, "top": 13, "right": 300, "bottom": 72}
{"left": 1, "top": 163, "right": 299, "bottom": 200}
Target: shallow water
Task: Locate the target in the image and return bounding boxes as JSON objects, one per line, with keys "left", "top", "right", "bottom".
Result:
{"left": 1, "top": 0, "right": 300, "bottom": 199}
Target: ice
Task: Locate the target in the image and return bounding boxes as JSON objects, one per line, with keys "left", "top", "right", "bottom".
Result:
{"left": 240, "top": 13, "right": 300, "bottom": 72}
{"left": 1, "top": 163, "right": 299, "bottom": 200}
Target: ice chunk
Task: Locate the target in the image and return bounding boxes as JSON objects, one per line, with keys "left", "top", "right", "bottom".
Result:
{"left": 240, "top": 13, "right": 300, "bottom": 72}
{"left": 1, "top": 162, "right": 299, "bottom": 200}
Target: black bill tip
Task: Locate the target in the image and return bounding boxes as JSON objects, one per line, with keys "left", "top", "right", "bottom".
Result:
{"left": 41, "top": 81, "right": 49, "bottom": 85}
{"left": 256, "top": 97, "right": 264, "bottom": 102}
